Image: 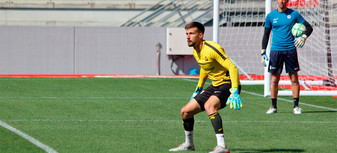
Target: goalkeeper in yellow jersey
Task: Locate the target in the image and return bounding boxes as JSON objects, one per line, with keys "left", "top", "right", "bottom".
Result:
{"left": 169, "top": 22, "right": 242, "bottom": 153}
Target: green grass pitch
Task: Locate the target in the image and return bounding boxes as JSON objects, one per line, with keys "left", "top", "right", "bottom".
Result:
{"left": 0, "top": 78, "right": 336, "bottom": 153}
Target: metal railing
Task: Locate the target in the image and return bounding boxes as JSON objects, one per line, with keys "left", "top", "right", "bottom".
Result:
{"left": 121, "top": 0, "right": 213, "bottom": 27}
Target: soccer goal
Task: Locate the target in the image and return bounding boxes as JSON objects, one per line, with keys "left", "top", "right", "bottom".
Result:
{"left": 215, "top": 0, "right": 337, "bottom": 96}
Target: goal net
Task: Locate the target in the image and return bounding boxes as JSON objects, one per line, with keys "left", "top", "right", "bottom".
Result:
{"left": 217, "top": 0, "right": 337, "bottom": 96}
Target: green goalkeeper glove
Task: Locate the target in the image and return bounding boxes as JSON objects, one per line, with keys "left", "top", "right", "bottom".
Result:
{"left": 226, "top": 88, "right": 242, "bottom": 110}
{"left": 190, "top": 87, "right": 202, "bottom": 100}
{"left": 294, "top": 34, "right": 307, "bottom": 48}
{"left": 260, "top": 49, "right": 269, "bottom": 67}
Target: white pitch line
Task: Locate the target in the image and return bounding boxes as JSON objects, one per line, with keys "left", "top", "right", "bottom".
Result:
{"left": 242, "top": 90, "right": 337, "bottom": 111}
{"left": 0, "top": 120, "right": 58, "bottom": 153}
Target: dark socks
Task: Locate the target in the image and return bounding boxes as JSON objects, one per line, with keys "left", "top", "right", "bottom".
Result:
{"left": 294, "top": 98, "right": 299, "bottom": 108}
{"left": 209, "top": 112, "right": 223, "bottom": 134}
{"left": 272, "top": 98, "right": 277, "bottom": 108}
{"left": 183, "top": 117, "right": 194, "bottom": 131}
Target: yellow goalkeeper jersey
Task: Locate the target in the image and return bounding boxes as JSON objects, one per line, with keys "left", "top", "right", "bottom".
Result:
{"left": 193, "top": 40, "right": 241, "bottom": 88}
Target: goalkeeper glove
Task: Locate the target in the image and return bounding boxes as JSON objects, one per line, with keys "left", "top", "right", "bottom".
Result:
{"left": 294, "top": 34, "right": 307, "bottom": 48}
{"left": 190, "top": 87, "right": 202, "bottom": 100}
{"left": 226, "top": 88, "right": 242, "bottom": 110}
{"left": 260, "top": 49, "right": 269, "bottom": 67}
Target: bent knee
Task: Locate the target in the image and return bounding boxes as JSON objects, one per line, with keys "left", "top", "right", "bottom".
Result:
{"left": 180, "top": 108, "right": 191, "bottom": 119}
{"left": 180, "top": 106, "right": 200, "bottom": 119}
{"left": 204, "top": 102, "right": 219, "bottom": 114}
{"left": 204, "top": 102, "right": 212, "bottom": 112}
{"left": 270, "top": 78, "right": 279, "bottom": 85}
{"left": 290, "top": 78, "right": 299, "bottom": 84}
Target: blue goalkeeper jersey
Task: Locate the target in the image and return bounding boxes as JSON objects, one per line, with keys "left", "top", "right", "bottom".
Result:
{"left": 265, "top": 8, "right": 306, "bottom": 51}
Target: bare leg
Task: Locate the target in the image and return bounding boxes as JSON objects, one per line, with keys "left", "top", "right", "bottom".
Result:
{"left": 289, "top": 72, "right": 301, "bottom": 111}
{"left": 270, "top": 73, "right": 281, "bottom": 99}
{"left": 266, "top": 73, "right": 281, "bottom": 114}
{"left": 180, "top": 99, "right": 202, "bottom": 119}
{"left": 175, "top": 99, "right": 202, "bottom": 148}
{"left": 289, "top": 72, "right": 300, "bottom": 98}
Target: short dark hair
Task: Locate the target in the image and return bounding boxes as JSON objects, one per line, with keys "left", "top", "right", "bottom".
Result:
{"left": 185, "top": 22, "right": 205, "bottom": 34}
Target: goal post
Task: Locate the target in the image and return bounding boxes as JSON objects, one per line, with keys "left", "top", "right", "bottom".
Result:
{"left": 264, "top": 0, "right": 272, "bottom": 97}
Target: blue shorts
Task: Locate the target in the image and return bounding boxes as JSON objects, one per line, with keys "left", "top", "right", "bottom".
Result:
{"left": 268, "top": 49, "right": 300, "bottom": 74}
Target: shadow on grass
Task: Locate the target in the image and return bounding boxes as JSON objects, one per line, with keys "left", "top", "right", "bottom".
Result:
{"left": 232, "top": 148, "right": 305, "bottom": 153}
{"left": 302, "top": 110, "right": 337, "bottom": 113}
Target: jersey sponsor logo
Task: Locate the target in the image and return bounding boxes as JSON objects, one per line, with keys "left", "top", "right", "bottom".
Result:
{"left": 273, "top": 18, "right": 278, "bottom": 23}
{"left": 287, "top": 15, "right": 292, "bottom": 19}
{"left": 214, "top": 91, "right": 221, "bottom": 94}
{"left": 204, "top": 56, "right": 208, "bottom": 61}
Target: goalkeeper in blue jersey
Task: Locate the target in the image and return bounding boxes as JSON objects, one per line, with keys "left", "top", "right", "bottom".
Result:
{"left": 169, "top": 22, "right": 242, "bottom": 153}
{"left": 261, "top": 0, "right": 313, "bottom": 114}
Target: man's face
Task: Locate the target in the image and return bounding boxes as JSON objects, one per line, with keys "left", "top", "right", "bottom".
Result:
{"left": 277, "top": 0, "right": 289, "bottom": 10}
{"left": 186, "top": 27, "right": 203, "bottom": 47}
